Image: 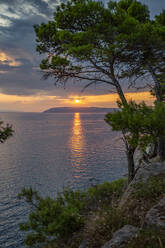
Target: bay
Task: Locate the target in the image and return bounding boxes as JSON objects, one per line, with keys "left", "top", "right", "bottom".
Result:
{"left": 0, "top": 112, "right": 127, "bottom": 248}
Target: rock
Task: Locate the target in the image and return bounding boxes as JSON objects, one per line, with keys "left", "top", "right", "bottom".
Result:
{"left": 134, "top": 144, "right": 157, "bottom": 170}
{"left": 150, "top": 155, "right": 161, "bottom": 163}
{"left": 143, "top": 197, "right": 165, "bottom": 229}
{"left": 119, "top": 162, "right": 165, "bottom": 208}
{"left": 101, "top": 225, "right": 139, "bottom": 248}
{"left": 134, "top": 147, "right": 144, "bottom": 168}
{"left": 79, "top": 240, "right": 88, "bottom": 248}
{"left": 145, "top": 143, "right": 156, "bottom": 158}
{"left": 129, "top": 162, "right": 165, "bottom": 184}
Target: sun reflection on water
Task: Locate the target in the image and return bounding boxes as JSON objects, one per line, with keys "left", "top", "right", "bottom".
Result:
{"left": 73, "top": 113, "right": 82, "bottom": 136}
{"left": 70, "top": 113, "right": 85, "bottom": 178}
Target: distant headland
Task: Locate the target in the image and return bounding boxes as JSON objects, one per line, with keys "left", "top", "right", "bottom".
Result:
{"left": 43, "top": 107, "right": 116, "bottom": 113}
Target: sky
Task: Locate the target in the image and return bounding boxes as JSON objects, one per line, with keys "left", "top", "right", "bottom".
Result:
{"left": 0, "top": 0, "right": 164, "bottom": 112}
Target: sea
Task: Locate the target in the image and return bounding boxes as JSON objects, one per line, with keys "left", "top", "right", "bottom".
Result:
{"left": 0, "top": 112, "right": 127, "bottom": 248}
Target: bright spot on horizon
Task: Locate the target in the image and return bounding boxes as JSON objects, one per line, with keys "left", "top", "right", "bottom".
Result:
{"left": 75, "top": 99, "right": 80, "bottom": 103}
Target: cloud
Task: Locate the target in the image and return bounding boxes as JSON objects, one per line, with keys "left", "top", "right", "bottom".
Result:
{"left": 0, "top": 0, "right": 60, "bottom": 99}
{"left": 140, "top": 0, "right": 165, "bottom": 18}
{"left": 0, "top": 0, "right": 52, "bottom": 22}
{"left": 0, "top": 50, "right": 21, "bottom": 66}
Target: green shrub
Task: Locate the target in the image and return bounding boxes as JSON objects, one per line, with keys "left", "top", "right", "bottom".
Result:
{"left": 19, "top": 188, "right": 84, "bottom": 247}
{"left": 86, "top": 178, "right": 127, "bottom": 209}
{"left": 18, "top": 179, "right": 126, "bottom": 247}
{"left": 133, "top": 174, "right": 165, "bottom": 201}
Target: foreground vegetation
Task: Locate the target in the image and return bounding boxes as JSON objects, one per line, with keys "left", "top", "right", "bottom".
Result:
{"left": 19, "top": 173, "right": 165, "bottom": 248}
{"left": 19, "top": 179, "right": 126, "bottom": 247}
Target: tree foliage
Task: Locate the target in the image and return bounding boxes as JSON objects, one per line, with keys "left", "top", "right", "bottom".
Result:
{"left": 105, "top": 101, "right": 152, "bottom": 149}
{"left": 105, "top": 101, "right": 165, "bottom": 182}
{"left": 0, "top": 121, "right": 13, "bottom": 143}
{"left": 118, "top": 9, "right": 165, "bottom": 102}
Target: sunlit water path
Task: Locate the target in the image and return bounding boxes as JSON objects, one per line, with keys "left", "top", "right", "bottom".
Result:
{"left": 0, "top": 112, "right": 127, "bottom": 247}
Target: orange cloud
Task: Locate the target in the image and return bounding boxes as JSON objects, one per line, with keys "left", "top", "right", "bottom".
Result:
{"left": 0, "top": 93, "right": 57, "bottom": 103}
{"left": 0, "top": 50, "right": 21, "bottom": 66}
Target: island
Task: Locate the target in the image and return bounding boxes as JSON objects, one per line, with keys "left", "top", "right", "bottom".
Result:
{"left": 43, "top": 107, "right": 116, "bottom": 113}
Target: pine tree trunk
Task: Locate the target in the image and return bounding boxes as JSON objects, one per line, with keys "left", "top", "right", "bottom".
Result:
{"left": 148, "top": 65, "right": 161, "bottom": 103}
{"left": 158, "top": 136, "right": 165, "bottom": 161}
{"left": 114, "top": 81, "right": 128, "bottom": 106}
{"left": 110, "top": 66, "right": 128, "bottom": 106}
{"left": 127, "top": 148, "right": 135, "bottom": 183}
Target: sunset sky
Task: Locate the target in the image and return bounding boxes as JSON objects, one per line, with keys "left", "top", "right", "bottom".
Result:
{"left": 0, "top": 0, "right": 164, "bottom": 112}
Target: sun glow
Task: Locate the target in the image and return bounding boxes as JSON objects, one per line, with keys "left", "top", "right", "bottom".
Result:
{"left": 75, "top": 99, "right": 80, "bottom": 103}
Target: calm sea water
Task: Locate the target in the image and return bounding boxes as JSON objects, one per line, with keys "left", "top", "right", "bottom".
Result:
{"left": 0, "top": 112, "right": 127, "bottom": 248}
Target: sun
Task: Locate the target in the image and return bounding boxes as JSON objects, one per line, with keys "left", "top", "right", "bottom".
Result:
{"left": 75, "top": 99, "right": 80, "bottom": 103}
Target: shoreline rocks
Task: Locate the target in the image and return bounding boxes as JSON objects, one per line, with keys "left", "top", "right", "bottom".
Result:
{"left": 119, "top": 162, "right": 165, "bottom": 208}
{"left": 143, "top": 196, "right": 165, "bottom": 229}
{"left": 101, "top": 225, "right": 139, "bottom": 248}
